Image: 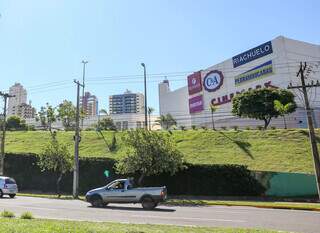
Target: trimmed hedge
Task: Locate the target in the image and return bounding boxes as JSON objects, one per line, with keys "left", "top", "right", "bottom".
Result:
{"left": 4, "top": 153, "right": 265, "bottom": 196}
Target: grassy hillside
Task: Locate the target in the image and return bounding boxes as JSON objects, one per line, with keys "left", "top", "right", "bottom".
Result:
{"left": 5, "top": 129, "right": 320, "bottom": 173}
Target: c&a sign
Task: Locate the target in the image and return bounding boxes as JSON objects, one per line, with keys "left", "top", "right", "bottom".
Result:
{"left": 203, "top": 70, "right": 224, "bottom": 92}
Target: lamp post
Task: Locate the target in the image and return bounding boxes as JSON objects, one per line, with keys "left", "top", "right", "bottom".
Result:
{"left": 141, "top": 63, "right": 148, "bottom": 130}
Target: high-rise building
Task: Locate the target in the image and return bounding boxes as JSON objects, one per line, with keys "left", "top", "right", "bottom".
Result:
{"left": 109, "top": 90, "right": 144, "bottom": 115}
{"left": 80, "top": 92, "right": 98, "bottom": 116}
{"left": 8, "top": 83, "right": 27, "bottom": 116}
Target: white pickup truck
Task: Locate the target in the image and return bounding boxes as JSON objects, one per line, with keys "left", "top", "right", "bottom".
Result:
{"left": 85, "top": 179, "right": 167, "bottom": 210}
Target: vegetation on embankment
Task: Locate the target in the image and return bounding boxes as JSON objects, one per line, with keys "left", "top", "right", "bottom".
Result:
{"left": 5, "top": 129, "right": 320, "bottom": 173}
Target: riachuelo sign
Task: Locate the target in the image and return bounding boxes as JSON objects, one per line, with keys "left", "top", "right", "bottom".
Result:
{"left": 232, "top": 41, "right": 273, "bottom": 68}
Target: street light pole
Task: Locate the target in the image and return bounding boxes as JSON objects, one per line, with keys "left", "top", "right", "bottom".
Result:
{"left": 81, "top": 60, "right": 88, "bottom": 129}
{"left": 141, "top": 63, "right": 148, "bottom": 130}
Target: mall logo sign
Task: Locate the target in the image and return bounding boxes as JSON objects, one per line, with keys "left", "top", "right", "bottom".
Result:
{"left": 232, "top": 41, "right": 273, "bottom": 68}
{"left": 203, "top": 70, "right": 224, "bottom": 92}
{"left": 235, "top": 60, "right": 273, "bottom": 86}
{"left": 187, "top": 71, "right": 202, "bottom": 95}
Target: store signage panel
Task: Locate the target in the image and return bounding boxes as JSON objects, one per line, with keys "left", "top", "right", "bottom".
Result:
{"left": 188, "top": 71, "right": 202, "bottom": 95}
{"left": 235, "top": 60, "right": 273, "bottom": 86}
{"left": 203, "top": 70, "right": 224, "bottom": 92}
{"left": 189, "top": 95, "right": 204, "bottom": 113}
{"left": 232, "top": 41, "right": 273, "bottom": 68}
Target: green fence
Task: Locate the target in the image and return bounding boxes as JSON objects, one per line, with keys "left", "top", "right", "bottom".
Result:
{"left": 254, "top": 171, "right": 318, "bottom": 197}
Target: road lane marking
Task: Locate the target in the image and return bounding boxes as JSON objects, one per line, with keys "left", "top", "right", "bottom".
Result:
{"left": 130, "top": 215, "right": 246, "bottom": 223}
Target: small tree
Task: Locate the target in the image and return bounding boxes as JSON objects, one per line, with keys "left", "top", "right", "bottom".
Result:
{"left": 116, "top": 129, "right": 184, "bottom": 185}
{"left": 38, "top": 133, "right": 73, "bottom": 196}
{"left": 37, "top": 103, "right": 56, "bottom": 132}
{"left": 6, "top": 116, "right": 27, "bottom": 131}
{"left": 232, "top": 88, "right": 296, "bottom": 129}
{"left": 57, "top": 100, "right": 76, "bottom": 130}
{"left": 156, "top": 114, "right": 177, "bottom": 130}
{"left": 96, "top": 117, "right": 116, "bottom": 131}
{"left": 274, "top": 100, "right": 296, "bottom": 129}
{"left": 210, "top": 104, "right": 218, "bottom": 130}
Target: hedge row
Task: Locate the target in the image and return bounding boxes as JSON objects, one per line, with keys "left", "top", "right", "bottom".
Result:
{"left": 4, "top": 153, "right": 265, "bottom": 196}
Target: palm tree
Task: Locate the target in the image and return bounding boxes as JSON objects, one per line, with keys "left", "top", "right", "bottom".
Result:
{"left": 210, "top": 104, "right": 218, "bottom": 130}
{"left": 274, "top": 100, "right": 294, "bottom": 129}
{"left": 147, "top": 107, "right": 155, "bottom": 131}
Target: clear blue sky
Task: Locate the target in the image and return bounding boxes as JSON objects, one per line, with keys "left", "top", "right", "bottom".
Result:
{"left": 1, "top": 0, "right": 319, "bottom": 114}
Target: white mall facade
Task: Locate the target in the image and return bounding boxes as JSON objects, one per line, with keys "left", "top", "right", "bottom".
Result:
{"left": 159, "top": 36, "right": 320, "bottom": 129}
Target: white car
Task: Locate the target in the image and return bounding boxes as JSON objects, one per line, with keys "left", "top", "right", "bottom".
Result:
{"left": 0, "top": 176, "right": 18, "bottom": 198}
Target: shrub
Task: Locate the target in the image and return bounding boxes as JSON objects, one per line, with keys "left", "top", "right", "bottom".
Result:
{"left": 270, "top": 126, "right": 276, "bottom": 130}
{"left": 191, "top": 125, "right": 197, "bottom": 130}
{"left": 179, "top": 126, "right": 186, "bottom": 131}
{"left": 232, "top": 126, "right": 239, "bottom": 131}
{"left": 1, "top": 210, "right": 15, "bottom": 218}
{"left": 221, "top": 126, "right": 227, "bottom": 130}
{"left": 201, "top": 126, "right": 207, "bottom": 130}
{"left": 245, "top": 126, "right": 251, "bottom": 130}
{"left": 256, "top": 126, "right": 264, "bottom": 130}
{"left": 20, "top": 212, "right": 34, "bottom": 219}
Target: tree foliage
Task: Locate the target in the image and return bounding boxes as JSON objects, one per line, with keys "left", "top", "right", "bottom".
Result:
{"left": 156, "top": 114, "right": 177, "bottom": 130}
{"left": 116, "top": 129, "right": 184, "bottom": 185}
{"left": 38, "top": 133, "right": 73, "bottom": 196}
{"left": 6, "top": 116, "right": 27, "bottom": 131}
{"left": 232, "top": 88, "right": 296, "bottom": 129}
{"left": 274, "top": 100, "right": 296, "bottom": 129}
{"left": 57, "top": 100, "right": 76, "bottom": 130}
{"left": 37, "top": 103, "right": 56, "bottom": 131}
{"left": 96, "top": 117, "right": 116, "bottom": 131}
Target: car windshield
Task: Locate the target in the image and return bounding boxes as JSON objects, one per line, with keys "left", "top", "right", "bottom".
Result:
{"left": 5, "top": 178, "right": 16, "bottom": 184}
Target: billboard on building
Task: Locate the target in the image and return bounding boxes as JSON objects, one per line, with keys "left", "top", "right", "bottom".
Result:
{"left": 189, "top": 95, "right": 204, "bottom": 113}
{"left": 232, "top": 41, "right": 273, "bottom": 68}
{"left": 188, "top": 71, "right": 202, "bottom": 95}
{"left": 235, "top": 60, "right": 273, "bottom": 86}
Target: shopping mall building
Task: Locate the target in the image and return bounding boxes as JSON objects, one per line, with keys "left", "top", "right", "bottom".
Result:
{"left": 159, "top": 36, "right": 320, "bottom": 129}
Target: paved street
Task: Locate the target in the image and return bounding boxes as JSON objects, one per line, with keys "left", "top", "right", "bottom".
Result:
{"left": 0, "top": 196, "right": 319, "bottom": 233}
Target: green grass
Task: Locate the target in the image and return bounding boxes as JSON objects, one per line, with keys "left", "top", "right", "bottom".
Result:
{"left": 0, "top": 218, "right": 286, "bottom": 233}
{"left": 20, "top": 211, "right": 34, "bottom": 219}
{"left": 6, "top": 129, "right": 320, "bottom": 173}
{"left": 1, "top": 210, "right": 15, "bottom": 218}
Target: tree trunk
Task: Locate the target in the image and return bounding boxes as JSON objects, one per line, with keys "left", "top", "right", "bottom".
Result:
{"left": 263, "top": 118, "right": 271, "bottom": 130}
{"left": 283, "top": 116, "right": 287, "bottom": 129}
{"left": 56, "top": 173, "right": 63, "bottom": 198}
{"left": 211, "top": 113, "right": 215, "bottom": 130}
{"left": 148, "top": 113, "right": 151, "bottom": 131}
{"left": 138, "top": 173, "right": 145, "bottom": 186}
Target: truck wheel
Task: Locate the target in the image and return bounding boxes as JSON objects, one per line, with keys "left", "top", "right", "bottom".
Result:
{"left": 0, "top": 190, "right": 3, "bottom": 198}
{"left": 91, "top": 195, "right": 105, "bottom": 208}
{"left": 9, "top": 194, "right": 16, "bottom": 198}
{"left": 141, "top": 197, "right": 156, "bottom": 210}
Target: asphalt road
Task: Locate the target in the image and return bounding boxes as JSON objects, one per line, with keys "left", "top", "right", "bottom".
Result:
{"left": 0, "top": 196, "right": 319, "bottom": 233}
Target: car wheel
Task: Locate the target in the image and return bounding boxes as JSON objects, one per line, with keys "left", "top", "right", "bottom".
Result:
{"left": 91, "top": 195, "right": 105, "bottom": 208}
{"left": 9, "top": 194, "right": 16, "bottom": 198}
{"left": 141, "top": 197, "right": 156, "bottom": 210}
{"left": 0, "top": 190, "right": 3, "bottom": 198}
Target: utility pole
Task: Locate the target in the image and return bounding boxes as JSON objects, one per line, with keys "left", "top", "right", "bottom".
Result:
{"left": 81, "top": 60, "right": 88, "bottom": 129}
{"left": 288, "top": 62, "right": 320, "bottom": 200}
{"left": 0, "top": 92, "right": 15, "bottom": 175}
{"left": 73, "top": 80, "right": 84, "bottom": 198}
{"left": 141, "top": 63, "right": 148, "bottom": 130}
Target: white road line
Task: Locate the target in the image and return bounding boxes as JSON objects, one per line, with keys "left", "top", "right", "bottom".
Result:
{"left": 0, "top": 204, "right": 57, "bottom": 211}
{"left": 130, "top": 215, "right": 246, "bottom": 223}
